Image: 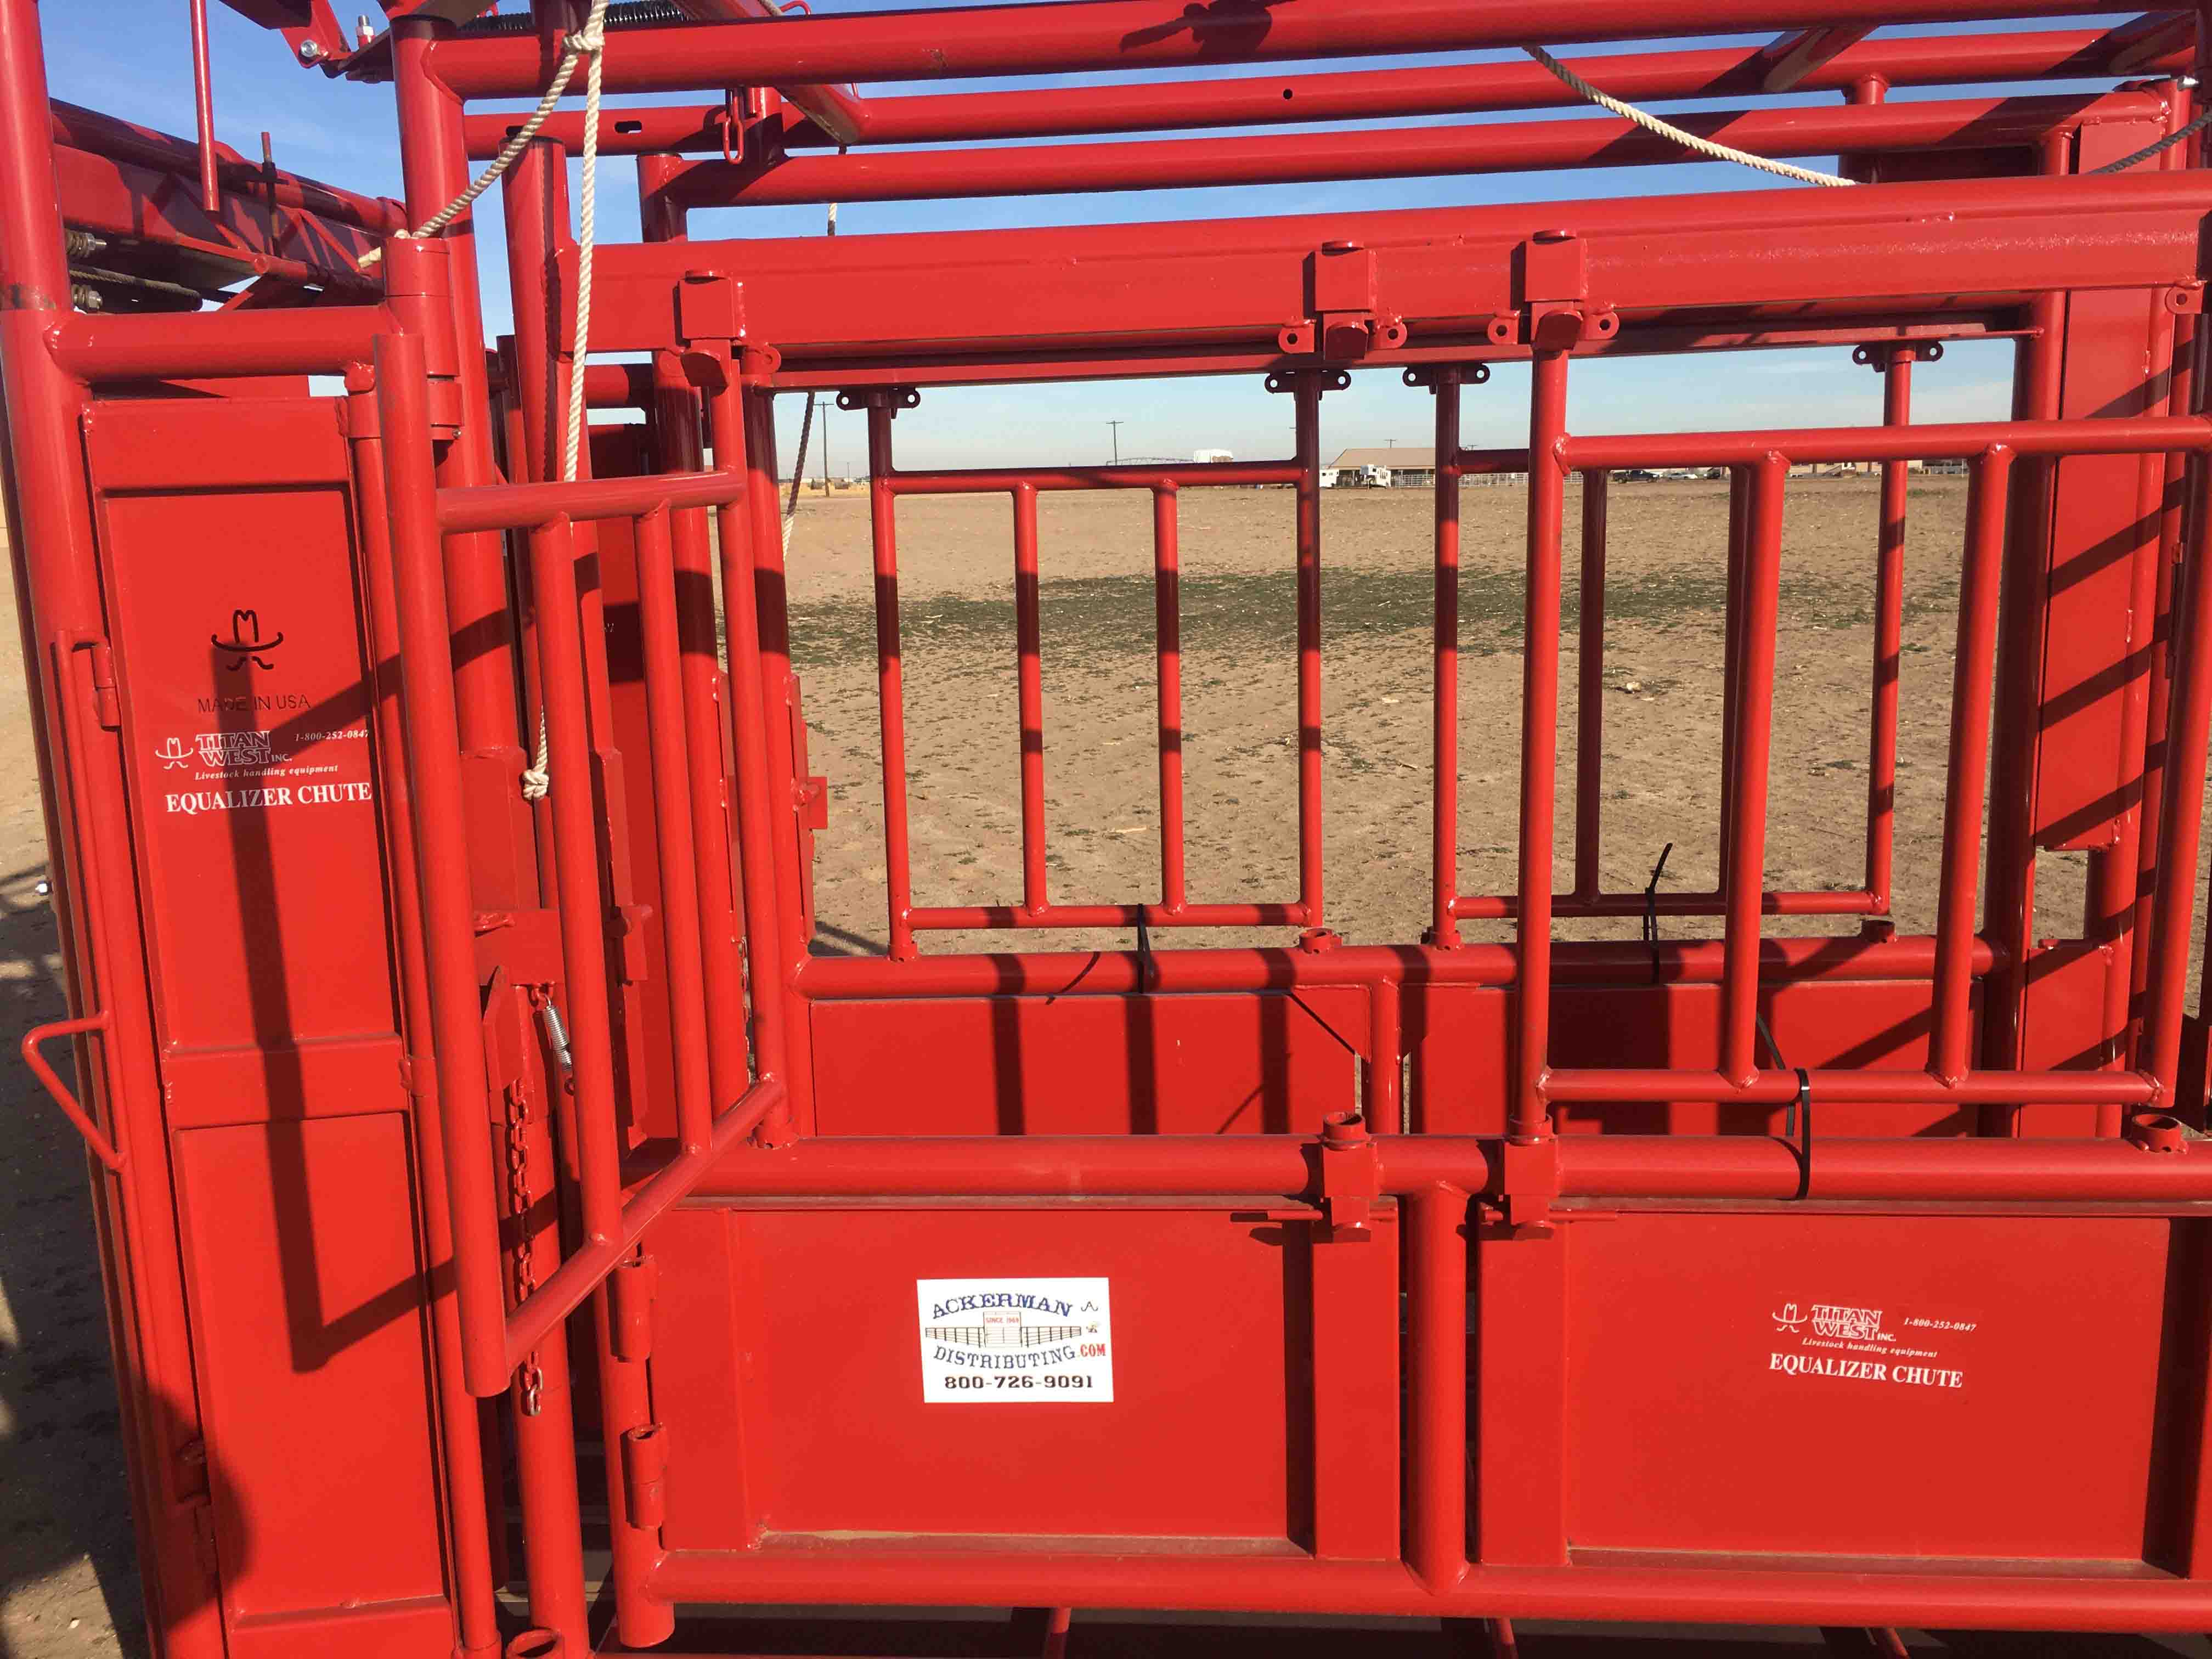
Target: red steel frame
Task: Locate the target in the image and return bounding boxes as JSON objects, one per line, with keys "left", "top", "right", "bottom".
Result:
{"left": 15, "top": 3, "right": 2212, "bottom": 1656}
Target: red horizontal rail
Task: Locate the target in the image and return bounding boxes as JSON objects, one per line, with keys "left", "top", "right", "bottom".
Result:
{"left": 883, "top": 460, "right": 1304, "bottom": 494}
{"left": 648, "top": 1540, "right": 2212, "bottom": 1629}
{"left": 48, "top": 306, "right": 394, "bottom": 381}
{"left": 435, "top": 469, "right": 745, "bottom": 533}
{"left": 467, "top": 28, "right": 2190, "bottom": 156}
{"left": 687, "top": 1128, "right": 2206, "bottom": 1204}
{"left": 1560, "top": 413, "right": 2212, "bottom": 469}
{"left": 1541, "top": 1066, "right": 2154, "bottom": 1107}
{"left": 1452, "top": 888, "right": 1880, "bottom": 918}
{"left": 425, "top": 0, "right": 2148, "bottom": 97}
{"left": 906, "top": 901, "right": 1310, "bottom": 931}
{"left": 796, "top": 933, "right": 1998, "bottom": 998}
{"left": 664, "top": 94, "right": 2146, "bottom": 208}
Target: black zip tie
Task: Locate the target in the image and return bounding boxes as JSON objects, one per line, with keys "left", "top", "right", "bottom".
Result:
{"left": 1641, "top": 842, "right": 1673, "bottom": 983}
{"left": 1756, "top": 1009, "right": 1814, "bottom": 1198}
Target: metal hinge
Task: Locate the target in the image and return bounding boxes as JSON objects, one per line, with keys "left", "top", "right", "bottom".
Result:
{"left": 77, "top": 636, "right": 121, "bottom": 729}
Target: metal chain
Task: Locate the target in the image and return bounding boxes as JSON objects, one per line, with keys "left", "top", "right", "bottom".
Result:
{"left": 503, "top": 1075, "right": 545, "bottom": 1418}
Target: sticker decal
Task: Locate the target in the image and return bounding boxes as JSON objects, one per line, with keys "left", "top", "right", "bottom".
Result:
{"left": 917, "top": 1277, "right": 1113, "bottom": 1402}
{"left": 1766, "top": 1296, "right": 1973, "bottom": 1390}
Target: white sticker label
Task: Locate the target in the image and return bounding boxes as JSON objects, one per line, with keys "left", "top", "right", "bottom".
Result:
{"left": 917, "top": 1277, "right": 1113, "bottom": 1402}
{"left": 1764, "top": 1297, "right": 1974, "bottom": 1391}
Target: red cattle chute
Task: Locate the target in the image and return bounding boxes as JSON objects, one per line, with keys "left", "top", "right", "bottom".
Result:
{"left": 7, "top": 1, "right": 2212, "bottom": 1656}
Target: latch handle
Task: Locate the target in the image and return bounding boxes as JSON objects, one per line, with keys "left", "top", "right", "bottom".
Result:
{"left": 24, "top": 1012, "right": 123, "bottom": 1171}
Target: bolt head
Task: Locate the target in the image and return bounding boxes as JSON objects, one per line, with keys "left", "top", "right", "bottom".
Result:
{"left": 297, "top": 38, "right": 323, "bottom": 61}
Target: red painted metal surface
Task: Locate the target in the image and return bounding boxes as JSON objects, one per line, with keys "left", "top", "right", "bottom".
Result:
{"left": 11, "top": 1, "right": 2212, "bottom": 1655}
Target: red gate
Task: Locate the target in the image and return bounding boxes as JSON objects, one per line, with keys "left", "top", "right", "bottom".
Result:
{"left": 12, "top": 2, "right": 2212, "bottom": 1656}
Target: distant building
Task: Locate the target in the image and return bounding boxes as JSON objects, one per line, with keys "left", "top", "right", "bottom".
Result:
{"left": 1193, "top": 448, "right": 1235, "bottom": 463}
{"left": 1328, "top": 447, "right": 1436, "bottom": 487}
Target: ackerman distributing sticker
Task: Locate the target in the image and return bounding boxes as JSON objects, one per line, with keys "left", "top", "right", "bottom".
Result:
{"left": 1766, "top": 1297, "right": 1974, "bottom": 1391}
{"left": 917, "top": 1277, "right": 1113, "bottom": 1402}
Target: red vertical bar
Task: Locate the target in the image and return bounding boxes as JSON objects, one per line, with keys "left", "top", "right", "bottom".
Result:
{"left": 1720, "top": 458, "right": 1787, "bottom": 1086}
{"left": 2136, "top": 309, "right": 2197, "bottom": 1006}
{"left": 373, "top": 331, "right": 520, "bottom": 1397}
{"left": 630, "top": 507, "right": 714, "bottom": 1153}
{"left": 1154, "top": 484, "right": 1187, "bottom": 912}
{"left": 1013, "top": 482, "right": 1049, "bottom": 912}
{"left": 187, "top": 0, "right": 219, "bottom": 215}
{"left": 708, "top": 382, "right": 796, "bottom": 1115}
{"left": 1364, "top": 977, "right": 1403, "bottom": 1130}
{"left": 1407, "top": 1185, "right": 1468, "bottom": 1592}
{"left": 1573, "top": 469, "right": 1609, "bottom": 904}
{"left": 347, "top": 412, "right": 501, "bottom": 1659}
{"left": 1432, "top": 373, "right": 1463, "bottom": 945}
{"left": 867, "top": 404, "right": 918, "bottom": 958}
{"left": 1718, "top": 464, "right": 1751, "bottom": 874}
{"left": 524, "top": 516, "right": 626, "bottom": 1246}
{"left": 1931, "top": 448, "right": 2019, "bottom": 1085}
{"left": 648, "top": 357, "right": 750, "bottom": 1109}
{"left": 1513, "top": 351, "right": 1570, "bottom": 1140}
{"left": 1866, "top": 348, "right": 1913, "bottom": 911}
{"left": 1295, "top": 376, "right": 1325, "bottom": 927}
{"left": 2140, "top": 449, "right": 2212, "bottom": 1101}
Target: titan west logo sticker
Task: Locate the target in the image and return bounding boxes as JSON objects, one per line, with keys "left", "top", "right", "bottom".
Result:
{"left": 1767, "top": 1297, "right": 1974, "bottom": 1391}
{"left": 916, "top": 1277, "right": 1113, "bottom": 1403}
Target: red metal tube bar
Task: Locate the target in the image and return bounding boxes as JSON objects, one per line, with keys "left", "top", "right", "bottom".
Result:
{"left": 1718, "top": 465, "right": 1750, "bottom": 881}
{"left": 1561, "top": 414, "right": 2212, "bottom": 470}
{"left": 866, "top": 404, "right": 919, "bottom": 959}
{"left": 904, "top": 901, "right": 1307, "bottom": 931}
{"left": 1929, "top": 449, "right": 2016, "bottom": 1084}
{"left": 1431, "top": 375, "right": 1465, "bottom": 947}
{"left": 1721, "top": 459, "right": 1788, "bottom": 1084}
{"left": 437, "top": 469, "right": 746, "bottom": 533}
{"left": 1540, "top": 1065, "right": 2149, "bottom": 1107}
{"left": 1573, "top": 470, "right": 1609, "bottom": 905}
{"left": 1866, "top": 346, "right": 1914, "bottom": 910}
{"left": 687, "top": 1125, "right": 2205, "bottom": 1204}
{"left": 1012, "top": 483, "right": 1049, "bottom": 913}
{"left": 1454, "top": 887, "right": 1881, "bottom": 919}
{"left": 1294, "top": 376, "right": 1325, "bottom": 930}
{"left": 425, "top": 0, "right": 2153, "bottom": 98}
{"left": 629, "top": 508, "right": 715, "bottom": 1155}
{"left": 1367, "top": 977, "right": 1403, "bottom": 1131}
{"left": 665, "top": 0, "right": 867, "bottom": 144}
{"left": 186, "top": 0, "right": 219, "bottom": 215}
{"left": 1515, "top": 351, "right": 1572, "bottom": 1139}
{"left": 371, "top": 331, "right": 510, "bottom": 1399}
{"left": 663, "top": 94, "right": 2144, "bottom": 209}
{"left": 1407, "top": 1186, "right": 1468, "bottom": 1593}
{"left": 2139, "top": 425, "right": 2212, "bottom": 1099}
{"left": 47, "top": 307, "right": 395, "bottom": 382}
{"left": 712, "top": 380, "right": 800, "bottom": 1126}
{"left": 345, "top": 409, "right": 500, "bottom": 1658}
{"left": 503, "top": 1078, "right": 783, "bottom": 1368}
{"left": 522, "top": 516, "right": 628, "bottom": 1251}
{"left": 465, "top": 29, "right": 2190, "bottom": 156}
{"left": 883, "top": 459, "right": 1304, "bottom": 494}
{"left": 800, "top": 920, "right": 1996, "bottom": 1000}
{"left": 1154, "top": 485, "right": 1186, "bottom": 912}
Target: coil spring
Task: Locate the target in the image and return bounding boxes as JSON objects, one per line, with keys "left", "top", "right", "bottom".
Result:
{"left": 459, "top": 1, "right": 691, "bottom": 33}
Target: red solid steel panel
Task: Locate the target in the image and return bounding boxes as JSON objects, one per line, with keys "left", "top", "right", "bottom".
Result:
{"left": 808, "top": 990, "right": 1365, "bottom": 1136}
{"left": 170, "top": 1114, "right": 452, "bottom": 1657}
{"left": 670, "top": 1206, "right": 1401, "bottom": 1546}
{"left": 1565, "top": 1212, "right": 2176, "bottom": 1562}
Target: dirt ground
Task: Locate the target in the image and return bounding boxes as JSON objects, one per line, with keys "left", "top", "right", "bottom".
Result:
{"left": 0, "top": 478, "right": 2206, "bottom": 1657}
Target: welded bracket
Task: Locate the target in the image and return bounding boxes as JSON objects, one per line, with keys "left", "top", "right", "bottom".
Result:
{"left": 1852, "top": 340, "right": 1944, "bottom": 371}
{"left": 835, "top": 387, "right": 922, "bottom": 415}
{"left": 1498, "top": 1137, "right": 1560, "bottom": 1233}
{"left": 1318, "top": 1109, "right": 1379, "bottom": 1241}
{"left": 1279, "top": 241, "right": 1407, "bottom": 362}
{"left": 1491, "top": 231, "right": 1620, "bottom": 351}
{"left": 1403, "top": 364, "right": 1494, "bottom": 392}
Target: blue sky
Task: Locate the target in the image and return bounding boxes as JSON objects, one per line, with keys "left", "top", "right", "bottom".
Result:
{"left": 41, "top": 4, "right": 2138, "bottom": 469}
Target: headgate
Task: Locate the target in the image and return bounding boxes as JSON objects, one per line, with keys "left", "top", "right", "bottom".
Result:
{"left": 13, "top": 2, "right": 2212, "bottom": 1656}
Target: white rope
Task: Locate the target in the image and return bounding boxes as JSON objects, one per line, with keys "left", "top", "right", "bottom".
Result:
{"left": 523, "top": 0, "right": 610, "bottom": 802}
{"left": 1522, "top": 44, "right": 1855, "bottom": 188}
{"left": 358, "top": 4, "right": 608, "bottom": 270}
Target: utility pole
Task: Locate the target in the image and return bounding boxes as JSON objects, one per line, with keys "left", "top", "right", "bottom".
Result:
{"left": 1108, "top": 419, "right": 1124, "bottom": 464}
